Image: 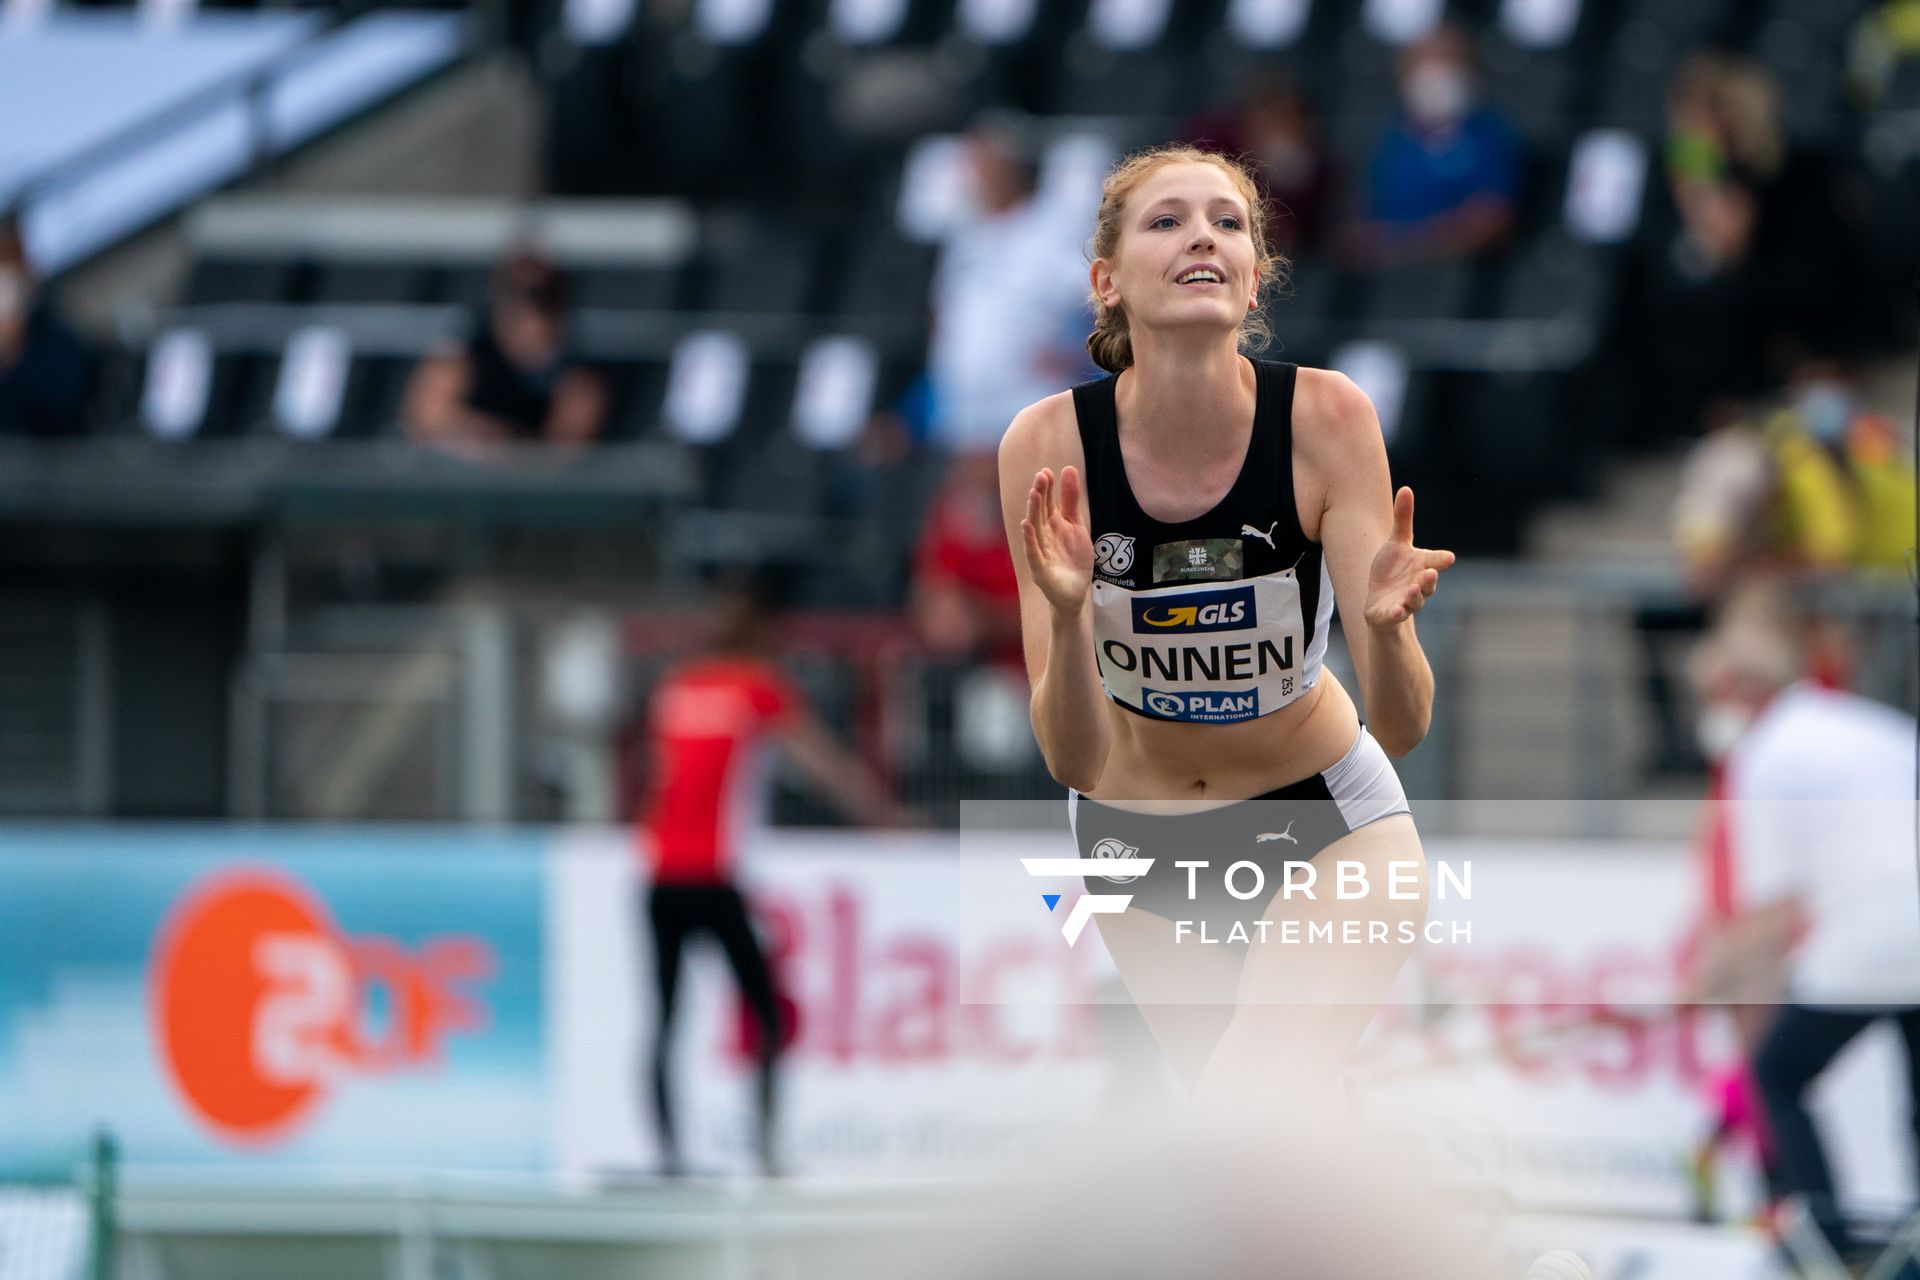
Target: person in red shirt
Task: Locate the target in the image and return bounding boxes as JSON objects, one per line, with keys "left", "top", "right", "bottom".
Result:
{"left": 639, "top": 576, "right": 908, "bottom": 1175}
{"left": 910, "top": 451, "right": 1026, "bottom": 668}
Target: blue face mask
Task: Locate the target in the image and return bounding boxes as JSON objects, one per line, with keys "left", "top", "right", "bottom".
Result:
{"left": 1794, "top": 383, "right": 1853, "bottom": 445}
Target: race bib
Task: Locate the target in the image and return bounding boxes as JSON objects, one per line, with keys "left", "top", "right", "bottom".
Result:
{"left": 1089, "top": 570, "right": 1309, "bottom": 723}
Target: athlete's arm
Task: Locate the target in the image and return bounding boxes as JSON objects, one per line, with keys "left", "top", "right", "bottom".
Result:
{"left": 1303, "top": 371, "right": 1455, "bottom": 757}
{"left": 999, "top": 396, "right": 1110, "bottom": 792}
{"left": 776, "top": 710, "right": 914, "bottom": 826}
{"left": 402, "top": 347, "right": 517, "bottom": 448}
{"left": 542, "top": 365, "right": 607, "bottom": 448}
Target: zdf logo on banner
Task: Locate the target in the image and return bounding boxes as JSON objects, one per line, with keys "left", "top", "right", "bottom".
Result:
{"left": 148, "top": 867, "right": 494, "bottom": 1144}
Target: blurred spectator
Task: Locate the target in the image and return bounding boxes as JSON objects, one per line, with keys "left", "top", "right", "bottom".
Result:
{"left": 1622, "top": 54, "right": 1868, "bottom": 440}
{"left": 925, "top": 119, "right": 1093, "bottom": 456}
{"left": 910, "top": 451, "right": 1023, "bottom": 668}
{"left": 1345, "top": 25, "right": 1522, "bottom": 265}
{"left": 1755, "top": 358, "right": 1915, "bottom": 575}
{"left": 1672, "top": 354, "right": 1915, "bottom": 591}
{"left": 1185, "top": 73, "right": 1339, "bottom": 257}
{"left": 1646, "top": 349, "right": 1911, "bottom": 775}
{"left": 635, "top": 574, "right": 915, "bottom": 1175}
{"left": 402, "top": 249, "right": 606, "bottom": 458}
{"left": 0, "top": 214, "right": 91, "bottom": 439}
{"left": 1690, "top": 590, "right": 1920, "bottom": 1270}
{"left": 1848, "top": 0, "right": 1920, "bottom": 107}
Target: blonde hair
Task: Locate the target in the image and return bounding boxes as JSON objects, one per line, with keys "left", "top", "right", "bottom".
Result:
{"left": 1670, "top": 52, "right": 1784, "bottom": 180}
{"left": 1085, "top": 144, "right": 1287, "bottom": 374}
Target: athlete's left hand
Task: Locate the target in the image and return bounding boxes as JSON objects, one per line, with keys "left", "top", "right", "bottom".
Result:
{"left": 1365, "top": 486, "right": 1455, "bottom": 628}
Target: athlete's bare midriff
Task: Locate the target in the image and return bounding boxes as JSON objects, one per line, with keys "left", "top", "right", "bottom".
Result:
{"left": 1084, "top": 666, "right": 1361, "bottom": 806}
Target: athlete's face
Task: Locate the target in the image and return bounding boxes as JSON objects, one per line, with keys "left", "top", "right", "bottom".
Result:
{"left": 1094, "top": 161, "right": 1259, "bottom": 339}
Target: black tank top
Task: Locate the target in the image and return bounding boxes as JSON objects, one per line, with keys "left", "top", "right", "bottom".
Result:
{"left": 464, "top": 320, "right": 565, "bottom": 439}
{"left": 1072, "top": 357, "right": 1333, "bottom": 724}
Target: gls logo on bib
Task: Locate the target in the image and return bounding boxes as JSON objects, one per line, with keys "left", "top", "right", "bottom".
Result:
{"left": 1142, "top": 688, "right": 1261, "bottom": 723}
{"left": 1131, "top": 584, "right": 1256, "bottom": 634}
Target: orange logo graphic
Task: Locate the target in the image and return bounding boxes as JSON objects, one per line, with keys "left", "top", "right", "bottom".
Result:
{"left": 150, "top": 867, "right": 493, "bottom": 1145}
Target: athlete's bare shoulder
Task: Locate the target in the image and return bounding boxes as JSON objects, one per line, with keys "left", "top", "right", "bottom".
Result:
{"left": 1292, "top": 366, "right": 1381, "bottom": 443}
{"left": 1290, "top": 365, "right": 1387, "bottom": 473}
{"left": 997, "top": 389, "right": 1082, "bottom": 476}
{"left": 1287, "top": 366, "right": 1390, "bottom": 540}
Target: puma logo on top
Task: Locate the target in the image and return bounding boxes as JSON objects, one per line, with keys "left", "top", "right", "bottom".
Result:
{"left": 1241, "top": 521, "right": 1279, "bottom": 549}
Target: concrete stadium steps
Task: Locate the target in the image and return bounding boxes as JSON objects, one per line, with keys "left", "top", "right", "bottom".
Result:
{"left": 1525, "top": 455, "right": 1687, "bottom": 567}
{"left": 1449, "top": 604, "right": 1647, "bottom": 802}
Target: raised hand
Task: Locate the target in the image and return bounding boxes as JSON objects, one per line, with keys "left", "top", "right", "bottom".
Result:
{"left": 1020, "top": 466, "right": 1095, "bottom": 612}
{"left": 1365, "top": 486, "right": 1455, "bottom": 628}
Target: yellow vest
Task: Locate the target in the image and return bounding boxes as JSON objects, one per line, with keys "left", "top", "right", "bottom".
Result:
{"left": 1764, "top": 410, "right": 1915, "bottom": 570}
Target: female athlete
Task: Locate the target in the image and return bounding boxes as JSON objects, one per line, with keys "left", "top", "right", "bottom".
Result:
{"left": 998, "top": 144, "right": 1455, "bottom": 1106}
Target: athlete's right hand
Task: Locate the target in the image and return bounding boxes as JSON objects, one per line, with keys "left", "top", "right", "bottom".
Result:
{"left": 1020, "top": 466, "right": 1094, "bottom": 612}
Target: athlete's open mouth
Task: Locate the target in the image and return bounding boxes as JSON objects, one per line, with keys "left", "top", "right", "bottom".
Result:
{"left": 1175, "top": 267, "right": 1223, "bottom": 286}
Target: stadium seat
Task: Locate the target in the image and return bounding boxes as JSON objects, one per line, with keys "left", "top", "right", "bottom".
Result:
{"left": 1269, "top": 256, "right": 1338, "bottom": 327}
{"left": 181, "top": 256, "right": 299, "bottom": 306}
{"left": 714, "top": 414, "right": 828, "bottom": 517}
{"left": 828, "top": 222, "right": 938, "bottom": 327}
{"left": 1561, "top": 128, "right": 1651, "bottom": 244}
{"left": 1595, "top": 19, "right": 1684, "bottom": 135}
{"left": 1049, "top": 35, "right": 1189, "bottom": 117}
{"left": 638, "top": 41, "right": 781, "bottom": 203}
{"left": 429, "top": 263, "right": 497, "bottom": 313}
{"left": 1459, "top": 370, "right": 1572, "bottom": 503}
{"left": 768, "top": 53, "right": 867, "bottom": 206}
{"left": 310, "top": 262, "right": 426, "bottom": 305}
{"left": 563, "top": 0, "right": 639, "bottom": 46}
{"left": 823, "top": 0, "right": 914, "bottom": 46}
{"left": 133, "top": 331, "right": 198, "bottom": 439}
{"left": 1752, "top": 15, "right": 1852, "bottom": 144}
{"left": 269, "top": 326, "right": 354, "bottom": 440}
{"left": 1478, "top": 32, "right": 1580, "bottom": 151}
{"left": 1496, "top": 229, "right": 1610, "bottom": 326}
{"left": 663, "top": 330, "right": 756, "bottom": 446}
{"left": 576, "top": 263, "right": 685, "bottom": 312}
{"left": 1217, "top": 0, "right": 1316, "bottom": 52}
{"left": 1363, "top": 0, "right": 1445, "bottom": 44}
{"left": 1617, "top": 0, "right": 1740, "bottom": 44}
{"left": 949, "top": 0, "right": 1042, "bottom": 46}
{"left": 1364, "top": 258, "right": 1474, "bottom": 322}
{"left": 338, "top": 356, "right": 416, "bottom": 438}
{"left": 691, "top": 217, "right": 820, "bottom": 314}
{"left": 149, "top": 350, "right": 266, "bottom": 440}
{"left": 691, "top": 0, "right": 780, "bottom": 46}
{"left": 685, "top": 356, "right": 803, "bottom": 506}
{"left": 790, "top": 335, "right": 881, "bottom": 449}
{"left": 602, "top": 360, "right": 673, "bottom": 441}
{"left": 1322, "top": 30, "right": 1401, "bottom": 171}
{"left": 1496, "top": 0, "right": 1586, "bottom": 49}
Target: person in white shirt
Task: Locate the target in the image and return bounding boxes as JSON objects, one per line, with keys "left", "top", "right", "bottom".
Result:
{"left": 926, "top": 120, "right": 1093, "bottom": 456}
{"left": 1695, "top": 591, "right": 1920, "bottom": 1266}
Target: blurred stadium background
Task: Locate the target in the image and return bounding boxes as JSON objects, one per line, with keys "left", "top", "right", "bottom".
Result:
{"left": 0, "top": 0, "right": 1915, "bottom": 1275}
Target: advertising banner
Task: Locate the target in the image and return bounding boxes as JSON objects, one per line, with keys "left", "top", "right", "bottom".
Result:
{"left": 551, "top": 826, "right": 1116, "bottom": 1180}
{"left": 0, "top": 828, "right": 545, "bottom": 1179}
{"left": 2, "top": 823, "right": 1910, "bottom": 1227}
{"left": 560, "top": 826, "right": 1917, "bottom": 1220}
